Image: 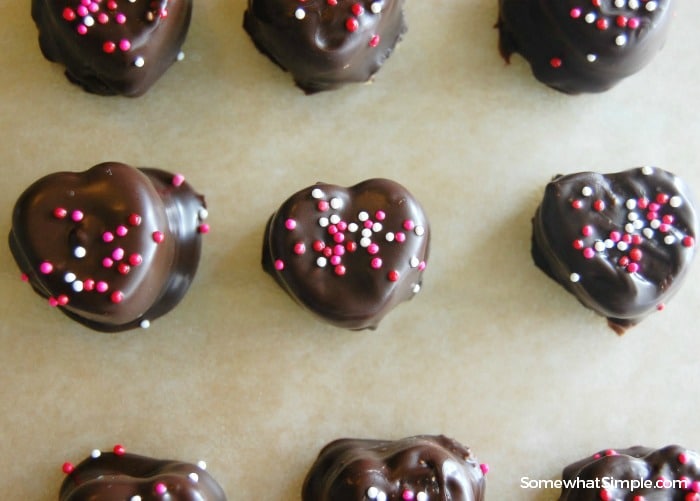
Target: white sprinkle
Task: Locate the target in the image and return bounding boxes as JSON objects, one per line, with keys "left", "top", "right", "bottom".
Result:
{"left": 633, "top": 219, "right": 644, "bottom": 230}
{"left": 650, "top": 219, "right": 661, "bottom": 229}
{"left": 670, "top": 196, "right": 682, "bottom": 208}
{"left": 311, "top": 188, "right": 324, "bottom": 199}
{"left": 73, "top": 246, "right": 87, "bottom": 258}
{"left": 594, "top": 241, "right": 606, "bottom": 252}
{"left": 329, "top": 197, "right": 342, "bottom": 209}
{"left": 188, "top": 472, "right": 199, "bottom": 482}
{"left": 628, "top": 0, "right": 640, "bottom": 9}
{"left": 83, "top": 15, "right": 95, "bottom": 27}
{"left": 615, "top": 35, "right": 628, "bottom": 46}
{"left": 316, "top": 257, "right": 327, "bottom": 267}
{"left": 318, "top": 217, "right": 329, "bottom": 228}
{"left": 330, "top": 214, "right": 341, "bottom": 224}
{"left": 626, "top": 199, "right": 637, "bottom": 210}
{"left": 140, "top": 319, "right": 151, "bottom": 329}
{"left": 367, "top": 487, "right": 379, "bottom": 499}
{"left": 295, "top": 7, "right": 305, "bottom": 19}
{"left": 646, "top": 1, "right": 658, "bottom": 11}
{"left": 360, "top": 237, "right": 372, "bottom": 248}
{"left": 385, "top": 232, "right": 395, "bottom": 242}
{"left": 617, "top": 241, "right": 629, "bottom": 251}
{"left": 130, "top": 497, "right": 142, "bottom": 501}
{"left": 134, "top": 56, "right": 145, "bottom": 68}
{"left": 197, "top": 460, "right": 207, "bottom": 470}
{"left": 376, "top": 491, "right": 387, "bottom": 501}
{"left": 605, "top": 239, "right": 615, "bottom": 249}
{"left": 628, "top": 212, "right": 639, "bottom": 222}
{"left": 581, "top": 186, "right": 593, "bottom": 197}
{"left": 584, "top": 12, "right": 596, "bottom": 23}
{"left": 372, "top": 222, "right": 383, "bottom": 233}
{"left": 348, "top": 223, "right": 359, "bottom": 232}
{"left": 72, "top": 280, "right": 84, "bottom": 292}
{"left": 409, "top": 257, "right": 420, "bottom": 268}
{"left": 586, "top": 54, "right": 598, "bottom": 63}
{"left": 615, "top": 0, "right": 625, "bottom": 7}
{"left": 91, "top": 449, "right": 102, "bottom": 458}
{"left": 664, "top": 235, "right": 677, "bottom": 245}
{"left": 641, "top": 166, "right": 654, "bottom": 175}
{"left": 362, "top": 228, "right": 373, "bottom": 238}
{"left": 415, "top": 225, "right": 425, "bottom": 236}
{"left": 64, "top": 272, "right": 76, "bottom": 283}
{"left": 370, "top": 1, "right": 382, "bottom": 14}
{"left": 625, "top": 223, "right": 635, "bottom": 234}
{"left": 199, "top": 208, "right": 209, "bottom": 220}
{"left": 358, "top": 211, "right": 369, "bottom": 221}
{"left": 128, "top": 0, "right": 136, "bottom": 2}
{"left": 416, "top": 492, "right": 428, "bottom": 501}
{"left": 412, "top": 283, "right": 421, "bottom": 294}
{"left": 177, "top": 51, "right": 185, "bottom": 61}
{"left": 643, "top": 228, "right": 654, "bottom": 239}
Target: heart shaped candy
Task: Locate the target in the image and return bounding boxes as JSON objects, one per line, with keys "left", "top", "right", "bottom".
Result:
{"left": 262, "top": 179, "right": 430, "bottom": 330}
{"left": 497, "top": 0, "right": 675, "bottom": 93}
{"left": 532, "top": 166, "right": 698, "bottom": 334}
{"left": 59, "top": 445, "right": 227, "bottom": 500}
{"left": 302, "top": 435, "right": 488, "bottom": 501}
{"left": 9, "top": 162, "right": 208, "bottom": 332}
{"left": 244, "top": 0, "right": 407, "bottom": 93}
{"left": 32, "top": 0, "right": 192, "bottom": 96}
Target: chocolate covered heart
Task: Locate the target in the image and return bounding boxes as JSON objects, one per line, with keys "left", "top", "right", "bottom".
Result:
{"left": 32, "top": 0, "right": 192, "bottom": 96}
{"left": 302, "top": 435, "right": 488, "bottom": 501}
{"left": 497, "top": 0, "right": 675, "bottom": 94}
{"left": 9, "top": 162, "right": 209, "bottom": 332}
{"left": 262, "top": 179, "right": 430, "bottom": 330}
{"left": 243, "top": 0, "right": 407, "bottom": 93}
{"left": 559, "top": 445, "right": 700, "bottom": 500}
{"left": 532, "top": 166, "right": 698, "bottom": 334}
{"left": 59, "top": 445, "right": 227, "bottom": 500}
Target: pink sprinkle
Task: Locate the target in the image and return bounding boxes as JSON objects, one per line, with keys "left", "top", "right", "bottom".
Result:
{"left": 638, "top": 197, "right": 649, "bottom": 209}
{"left": 103, "top": 231, "right": 115, "bottom": 243}
{"left": 285, "top": 219, "right": 297, "bottom": 230}
{"left": 71, "top": 210, "right": 84, "bottom": 222}
{"left": 76, "top": 5, "right": 88, "bottom": 16}
{"left": 102, "top": 257, "right": 114, "bottom": 268}
{"left": 111, "top": 291, "right": 124, "bottom": 303}
{"left": 48, "top": 297, "right": 59, "bottom": 307}
{"left": 116, "top": 225, "right": 128, "bottom": 237}
{"left": 77, "top": 24, "right": 88, "bottom": 35}
{"left": 328, "top": 225, "right": 339, "bottom": 236}
{"left": 403, "top": 219, "right": 415, "bottom": 231}
{"left": 80, "top": 0, "right": 90, "bottom": 6}
{"left": 129, "top": 254, "right": 143, "bottom": 266}
{"left": 119, "top": 39, "right": 131, "bottom": 51}
{"left": 369, "top": 34, "right": 380, "bottom": 47}
{"left": 317, "top": 200, "right": 330, "bottom": 212}
{"left": 680, "top": 476, "right": 691, "bottom": 489}
{"left": 662, "top": 214, "right": 674, "bottom": 224}
{"left": 402, "top": 490, "right": 414, "bottom": 501}
{"left": 371, "top": 257, "right": 382, "bottom": 269}
{"left": 363, "top": 220, "right": 374, "bottom": 229}
{"left": 395, "top": 232, "right": 406, "bottom": 243}
{"left": 154, "top": 482, "right": 167, "bottom": 495}
{"left": 657, "top": 303, "right": 665, "bottom": 311}
{"left": 88, "top": 1, "right": 99, "bottom": 12}
{"left": 583, "top": 248, "right": 595, "bottom": 259}
{"left": 581, "top": 225, "right": 593, "bottom": 237}
{"left": 659, "top": 223, "right": 670, "bottom": 233}
{"left": 152, "top": 231, "right": 165, "bottom": 243}
{"left": 198, "top": 223, "right": 210, "bottom": 234}
{"left": 334, "top": 265, "right": 346, "bottom": 276}
{"left": 593, "top": 453, "right": 601, "bottom": 460}
{"left": 62, "top": 462, "right": 75, "bottom": 474}
{"left": 337, "top": 221, "right": 347, "bottom": 232}
{"left": 648, "top": 202, "right": 661, "bottom": 212}
{"left": 115, "top": 13, "right": 126, "bottom": 24}
{"left": 609, "top": 231, "right": 621, "bottom": 242}
{"left": 679, "top": 452, "right": 689, "bottom": 464}
{"left": 57, "top": 294, "right": 69, "bottom": 306}
{"left": 333, "top": 232, "right": 345, "bottom": 244}
{"left": 112, "top": 248, "right": 125, "bottom": 261}
{"left": 274, "top": 259, "right": 284, "bottom": 271}
{"left": 53, "top": 207, "right": 68, "bottom": 219}
{"left": 628, "top": 17, "right": 640, "bottom": 29}
{"left": 622, "top": 233, "right": 632, "bottom": 244}
{"left": 627, "top": 262, "right": 640, "bottom": 274}
{"left": 96, "top": 281, "right": 109, "bottom": 293}
{"left": 570, "top": 7, "right": 582, "bottom": 18}
{"left": 604, "top": 449, "right": 618, "bottom": 456}
{"left": 387, "top": 270, "right": 400, "bottom": 282}
{"left": 128, "top": 213, "right": 142, "bottom": 226}
{"left": 333, "top": 244, "right": 345, "bottom": 256}
{"left": 294, "top": 243, "right": 306, "bottom": 255}
{"left": 97, "top": 12, "right": 109, "bottom": 23}
{"left": 20, "top": 273, "right": 29, "bottom": 282}
{"left": 367, "top": 243, "right": 379, "bottom": 255}
{"left": 480, "top": 463, "right": 490, "bottom": 475}
{"left": 39, "top": 261, "right": 53, "bottom": 274}
{"left": 172, "top": 174, "right": 185, "bottom": 187}
{"left": 692, "top": 480, "right": 700, "bottom": 493}
{"left": 418, "top": 261, "right": 426, "bottom": 271}
{"left": 330, "top": 255, "right": 342, "bottom": 266}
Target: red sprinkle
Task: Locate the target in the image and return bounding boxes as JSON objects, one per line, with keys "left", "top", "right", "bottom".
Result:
{"left": 351, "top": 3, "right": 364, "bottom": 16}
{"left": 128, "top": 213, "right": 142, "bottom": 226}
{"left": 312, "top": 240, "right": 325, "bottom": 252}
{"left": 593, "top": 199, "right": 605, "bottom": 211}
{"left": 572, "top": 239, "right": 584, "bottom": 250}
{"left": 596, "top": 18, "right": 609, "bottom": 30}
{"left": 616, "top": 15, "right": 628, "bottom": 27}
{"left": 346, "top": 17, "right": 359, "bottom": 32}
{"left": 683, "top": 236, "right": 695, "bottom": 247}
{"left": 62, "top": 462, "right": 75, "bottom": 474}
{"left": 571, "top": 199, "right": 583, "bottom": 210}
{"left": 334, "top": 265, "right": 346, "bottom": 276}
{"left": 627, "top": 262, "right": 639, "bottom": 274}
{"left": 103, "top": 41, "right": 116, "bottom": 54}
{"left": 129, "top": 254, "right": 143, "bottom": 266}
{"left": 117, "top": 263, "right": 131, "bottom": 275}
{"left": 387, "top": 270, "right": 400, "bottom": 282}
{"left": 53, "top": 207, "right": 68, "bottom": 219}
{"left": 369, "top": 35, "right": 381, "bottom": 47}
{"left": 110, "top": 290, "right": 124, "bottom": 303}
{"left": 294, "top": 242, "right": 306, "bottom": 255}
{"left": 63, "top": 7, "right": 76, "bottom": 21}
{"left": 550, "top": 57, "right": 563, "bottom": 69}
{"left": 582, "top": 225, "right": 593, "bottom": 237}
{"left": 152, "top": 231, "right": 165, "bottom": 243}
{"left": 113, "top": 444, "right": 126, "bottom": 456}
{"left": 629, "top": 248, "right": 643, "bottom": 262}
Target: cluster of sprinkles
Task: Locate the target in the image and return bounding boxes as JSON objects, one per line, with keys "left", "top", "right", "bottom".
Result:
{"left": 294, "top": 0, "right": 384, "bottom": 47}
{"left": 23, "top": 173, "right": 208, "bottom": 329}
{"left": 365, "top": 486, "right": 428, "bottom": 501}
{"left": 61, "top": 444, "right": 207, "bottom": 500}
{"left": 273, "top": 187, "right": 426, "bottom": 290}
{"left": 60, "top": 0, "right": 176, "bottom": 67}
{"left": 550, "top": 0, "right": 660, "bottom": 68}
{"left": 591, "top": 448, "right": 700, "bottom": 500}
{"left": 568, "top": 166, "right": 694, "bottom": 289}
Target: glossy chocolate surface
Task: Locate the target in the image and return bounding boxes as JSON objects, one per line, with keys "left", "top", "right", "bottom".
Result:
{"left": 9, "top": 162, "right": 207, "bottom": 332}
{"left": 32, "top": 0, "right": 192, "bottom": 96}
{"left": 262, "top": 178, "right": 430, "bottom": 330}
{"left": 497, "top": 0, "right": 675, "bottom": 94}
{"left": 243, "top": 0, "right": 406, "bottom": 93}
{"left": 60, "top": 449, "right": 227, "bottom": 500}
{"left": 559, "top": 445, "right": 700, "bottom": 500}
{"left": 302, "top": 435, "right": 487, "bottom": 501}
{"left": 532, "top": 166, "right": 697, "bottom": 334}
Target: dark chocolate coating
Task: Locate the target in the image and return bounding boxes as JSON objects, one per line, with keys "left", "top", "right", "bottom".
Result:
{"left": 302, "top": 435, "right": 487, "bottom": 501}
{"left": 243, "top": 0, "right": 406, "bottom": 93}
{"left": 497, "top": 0, "right": 674, "bottom": 94}
{"left": 262, "top": 179, "right": 430, "bottom": 330}
{"left": 59, "top": 450, "right": 227, "bottom": 500}
{"left": 531, "top": 167, "right": 698, "bottom": 334}
{"left": 559, "top": 445, "right": 700, "bottom": 500}
{"left": 9, "top": 162, "right": 207, "bottom": 332}
{"left": 32, "top": 0, "right": 192, "bottom": 96}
